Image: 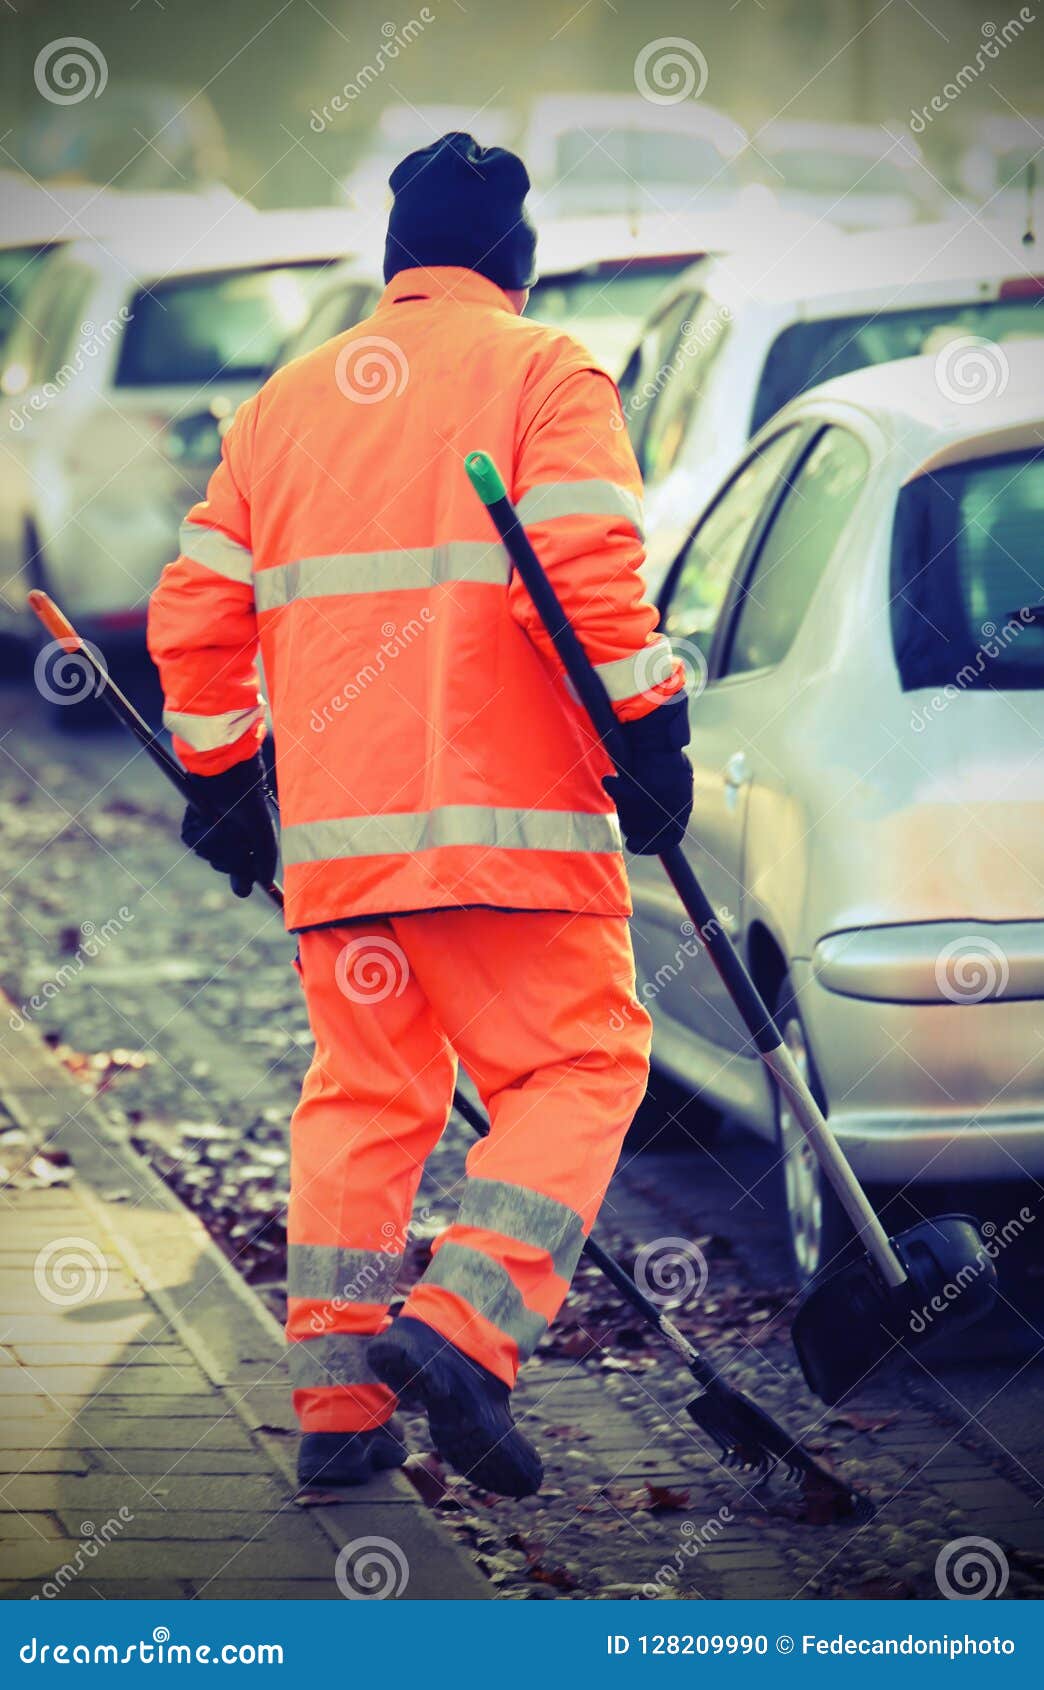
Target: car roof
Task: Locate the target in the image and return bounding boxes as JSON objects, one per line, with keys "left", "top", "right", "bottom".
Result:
{"left": 785, "top": 338, "right": 1044, "bottom": 466}
{"left": 534, "top": 205, "right": 839, "bottom": 278}
{"left": 757, "top": 119, "right": 925, "bottom": 163}
{"left": 687, "top": 217, "right": 1044, "bottom": 312}
{"left": 55, "top": 201, "right": 364, "bottom": 285}
{"left": 526, "top": 93, "right": 746, "bottom": 149}
{"left": 0, "top": 180, "right": 249, "bottom": 251}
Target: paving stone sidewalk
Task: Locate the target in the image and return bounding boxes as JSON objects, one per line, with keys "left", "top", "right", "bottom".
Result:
{"left": 0, "top": 1003, "right": 489, "bottom": 1601}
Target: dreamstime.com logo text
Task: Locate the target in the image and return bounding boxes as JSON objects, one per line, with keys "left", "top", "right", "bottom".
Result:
{"left": 909, "top": 1208, "right": 1033, "bottom": 1334}
{"left": 8, "top": 310, "right": 132, "bottom": 432}
{"left": 19, "top": 1628, "right": 284, "bottom": 1664}
{"left": 614, "top": 308, "right": 731, "bottom": 432}
{"left": 8, "top": 909, "right": 133, "bottom": 1029}
{"left": 309, "top": 12, "right": 436, "bottom": 132}
{"left": 909, "top": 12, "right": 1036, "bottom": 131}
{"left": 910, "top": 610, "right": 1034, "bottom": 733}
{"left": 609, "top": 911, "right": 732, "bottom": 1030}
{"left": 310, "top": 612, "right": 433, "bottom": 729}
{"left": 640, "top": 1506, "right": 733, "bottom": 1598}
{"left": 305, "top": 1209, "right": 433, "bottom": 1336}
{"left": 32, "top": 1511, "right": 133, "bottom": 1600}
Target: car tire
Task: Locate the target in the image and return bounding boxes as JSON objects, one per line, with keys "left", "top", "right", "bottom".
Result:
{"left": 773, "top": 973, "right": 852, "bottom": 1288}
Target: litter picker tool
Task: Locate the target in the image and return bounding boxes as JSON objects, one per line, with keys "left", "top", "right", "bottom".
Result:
{"left": 462, "top": 449, "right": 997, "bottom": 1408}
{"left": 28, "top": 588, "right": 869, "bottom": 1519}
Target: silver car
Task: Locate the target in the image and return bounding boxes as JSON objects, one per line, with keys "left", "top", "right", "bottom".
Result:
{"left": 629, "top": 339, "right": 1044, "bottom": 1282}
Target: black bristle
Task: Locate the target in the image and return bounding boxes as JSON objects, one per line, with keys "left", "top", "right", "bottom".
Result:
{"left": 686, "top": 1378, "right": 871, "bottom": 1524}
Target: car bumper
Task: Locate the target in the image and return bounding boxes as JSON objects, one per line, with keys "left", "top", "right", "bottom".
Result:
{"left": 793, "top": 931, "right": 1044, "bottom": 1182}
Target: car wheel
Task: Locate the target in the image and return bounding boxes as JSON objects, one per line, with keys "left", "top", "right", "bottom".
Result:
{"left": 773, "top": 975, "right": 851, "bottom": 1287}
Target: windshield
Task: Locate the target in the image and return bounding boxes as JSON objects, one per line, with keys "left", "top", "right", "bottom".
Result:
{"left": 528, "top": 261, "right": 691, "bottom": 374}
{"left": 752, "top": 298, "right": 1044, "bottom": 434}
{"left": 767, "top": 148, "right": 911, "bottom": 195}
{"left": 0, "top": 243, "right": 55, "bottom": 355}
{"left": 891, "top": 449, "right": 1044, "bottom": 691}
{"left": 115, "top": 262, "right": 330, "bottom": 387}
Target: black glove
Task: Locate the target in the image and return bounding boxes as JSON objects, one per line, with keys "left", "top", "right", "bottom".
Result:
{"left": 603, "top": 693, "right": 693, "bottom": 855}
{"left": 181, "top": 753, "right": 278, "bottom": 898}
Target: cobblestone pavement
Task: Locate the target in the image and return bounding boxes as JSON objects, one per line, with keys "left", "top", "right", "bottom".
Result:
{"left": 1, "top": 677, "right": 1043, "bottom": 1601}
{"left": 0, "top": 1002, "right": 488, "bottom": 1601}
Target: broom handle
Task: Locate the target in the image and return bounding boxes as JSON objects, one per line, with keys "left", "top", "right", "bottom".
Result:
{"left": 27, "top": 591, "right": 286, "bottom": 912}
{"left": 462, "top": 452, "right": 907, "bottom": 1290}
{"left": 452, "top": 1089, "right": 719, "bottom": 1382}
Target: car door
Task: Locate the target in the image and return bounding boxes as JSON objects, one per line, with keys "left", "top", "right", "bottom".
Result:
{"left": 628, "top": 427, "right": 806, "bottom": 1058}
{"left": 694, "top": 425, "right": 872, "bottom": 1047}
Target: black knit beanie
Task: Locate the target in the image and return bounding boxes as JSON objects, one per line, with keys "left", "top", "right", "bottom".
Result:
{"left": 383, "top": 131, "right": 538, "bottom": 291}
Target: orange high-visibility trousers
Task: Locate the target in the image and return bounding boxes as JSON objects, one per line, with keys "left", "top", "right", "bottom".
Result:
{"left": 287, "top": 908, "right": 651, "bottom": 1433}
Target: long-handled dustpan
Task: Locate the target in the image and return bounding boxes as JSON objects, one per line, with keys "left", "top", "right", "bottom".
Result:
{"left": 461, "top": 451, "right": 997, "bottom": 1408}
{"left": 27, "top": 587, "right": 871, "bottom": 1517}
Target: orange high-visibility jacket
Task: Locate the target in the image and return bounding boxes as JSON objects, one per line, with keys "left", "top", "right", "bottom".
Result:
{"left": 148, "top": 267, "right": 683, "bottom": 930}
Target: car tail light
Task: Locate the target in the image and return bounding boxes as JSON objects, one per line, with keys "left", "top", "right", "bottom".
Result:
{"left": 999, "top": 275, "right": 1044, "bottom": 298}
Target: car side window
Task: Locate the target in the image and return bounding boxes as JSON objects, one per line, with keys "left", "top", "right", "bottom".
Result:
{"left": 34, "top": 268, "right": 94, "bottom": 386}
{"left": 663, "top": 430, "right": 799, "bottom": 649}
{"left": 722, "top": 426, "right": 869, "bottom": 677}
{"left": 618, "top": 290, "right": 696, "bottom": 463}
{"left": 640, "top": 296, "right": 731, "bottom": 488}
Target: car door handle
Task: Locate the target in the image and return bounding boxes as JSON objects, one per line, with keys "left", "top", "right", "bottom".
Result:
{"left": 724, "top": 751, "right": 750, "bottom": 788}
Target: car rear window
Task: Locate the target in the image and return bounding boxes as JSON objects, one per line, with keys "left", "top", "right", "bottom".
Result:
{"left": 891, "top": 449, "right": 1044, "bottom": 691}
{"left": 556, "top": 130, "right": 737, "bottom": 189}
{"left": 115, "top": 262, "right": 329, "bottom": 387}
{"left": 766, "top": 149, "right": 912, "bottom": 196}
{"left": 528, "top": 261, "right": 689, "bottom": 374}
{"left": 752, "top": 299, "right": 1044, "bottom": 434}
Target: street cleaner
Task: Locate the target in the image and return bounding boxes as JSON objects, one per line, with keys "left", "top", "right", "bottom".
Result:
{"left": 147, "top": 132, "right": 692, "bottom": 1499}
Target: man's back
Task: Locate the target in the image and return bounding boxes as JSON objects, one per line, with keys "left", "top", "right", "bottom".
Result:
{"left": 153, "top": 263, "right": 673, "bottom": 929}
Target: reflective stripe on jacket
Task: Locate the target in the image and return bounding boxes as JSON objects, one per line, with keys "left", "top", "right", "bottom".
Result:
{"left": 148, "top": 266, "right": 684, "bottom": 929}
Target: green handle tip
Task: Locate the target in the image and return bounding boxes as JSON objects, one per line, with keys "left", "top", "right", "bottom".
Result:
{"left": 464, "top": 450, "right": 506, "bottom": 505}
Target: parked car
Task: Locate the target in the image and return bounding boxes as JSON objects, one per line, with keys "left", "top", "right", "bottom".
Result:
{"left": 629, "top": 340, "right": 1044, "bottom": 1282}
{"left": 747, "top": 121, "right": 945, "bottom": 231}
{"left": 0, "top": 207, "right": 359, "bottom": 648}
{"left": 0, "top": 178, "right": 250, "bottom": 360}
{"left": 528, "top": 208, "right": 837, "bottom": 376}
{"left": 955, "top": 115, "right": 1044, "bottom": 225}
{"left": 621, "top": 218, "right": 1044, "bottom": 595}
{"left": 525, "top": 93, "right": 747, "bottom": 221}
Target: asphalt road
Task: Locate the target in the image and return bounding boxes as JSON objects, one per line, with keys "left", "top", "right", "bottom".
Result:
{"left": 2, "top": 662, "right": 1043, "bottom": 1600}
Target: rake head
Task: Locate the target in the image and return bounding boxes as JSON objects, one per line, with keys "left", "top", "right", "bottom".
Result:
{"left": 686, "top": 1378, "right": 874, "bottom": 1524}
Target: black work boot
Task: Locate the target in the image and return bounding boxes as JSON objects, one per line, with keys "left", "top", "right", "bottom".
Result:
{"left": 367, "top": 1316, "right": 542, "bottom": 1498}
{"left": 296, "top": 1419, "right": 407, "bottom": 1490}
